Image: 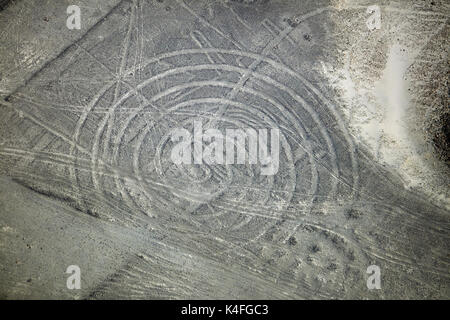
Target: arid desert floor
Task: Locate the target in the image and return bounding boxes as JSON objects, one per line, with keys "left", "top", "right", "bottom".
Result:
{"left": 0, "top": 0, "right": 449, "bottom": 299}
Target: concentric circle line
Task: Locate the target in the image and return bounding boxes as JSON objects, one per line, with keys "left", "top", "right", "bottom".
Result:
{"left": 69, "top": 82, "right": 113, "bottom": 211}
{"left": 112, "top": 82, "right": 320, "bottom": 215}
{"left": 107, "top": 64, "right": 340, "bottom": 193}
{"left": 150, "top": 102, "right": 294, "bottom": 214}
{"left": 81, "top": 48, "right": 359, "bottom": 235}
{"left": 122, "top": 47, "right": 359, "bottom": 194}
{"left": 132, "top": 98, "right": 294, "bottom": 215}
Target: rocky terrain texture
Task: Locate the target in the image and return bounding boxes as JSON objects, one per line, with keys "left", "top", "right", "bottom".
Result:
{"left": 0, "top": 0, "right": 448, "bottom": 299}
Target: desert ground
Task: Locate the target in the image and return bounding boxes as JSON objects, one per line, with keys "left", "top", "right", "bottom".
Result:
{"left": 0, "top": 0, "right": 448, "bottom": 299}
